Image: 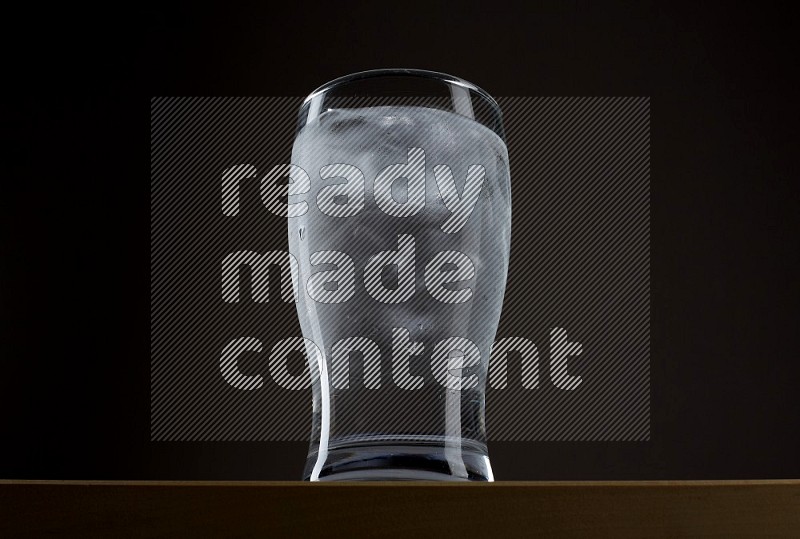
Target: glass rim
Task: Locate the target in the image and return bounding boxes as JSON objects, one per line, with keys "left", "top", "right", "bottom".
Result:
{"left": 302, "top": 68, "right": 501, "bottom": 111}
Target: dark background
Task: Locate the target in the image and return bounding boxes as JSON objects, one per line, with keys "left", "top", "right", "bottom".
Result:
{"left": 1, "top": 1, "right": 797, "bottom": 480}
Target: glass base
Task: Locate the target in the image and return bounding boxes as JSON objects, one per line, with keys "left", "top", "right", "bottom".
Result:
{"left": 303, "top": 437, "right": 493, "bottom": 482}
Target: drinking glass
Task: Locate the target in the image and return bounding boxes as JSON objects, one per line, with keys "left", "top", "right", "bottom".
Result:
{"left": 289, "top": 69, "right": 511, "bottom": 480}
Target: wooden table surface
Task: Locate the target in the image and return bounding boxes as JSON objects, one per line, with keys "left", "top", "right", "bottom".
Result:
{"left": 1, "top": 480, "right": 798, "bottom": 538}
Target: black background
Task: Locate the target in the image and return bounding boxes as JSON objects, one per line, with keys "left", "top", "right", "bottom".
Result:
{"left": 1, "top": 1, "right": 797, "bottom": 480}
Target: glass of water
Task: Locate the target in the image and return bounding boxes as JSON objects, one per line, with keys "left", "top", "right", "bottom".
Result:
{"left": 289, "top": 69, "right": 511, "bottom": 480}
